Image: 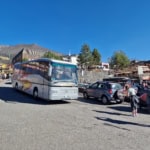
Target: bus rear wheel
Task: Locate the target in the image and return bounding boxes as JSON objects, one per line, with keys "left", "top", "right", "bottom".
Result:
{"left": 33, "top": 89, "right": 38, "bottom": 100}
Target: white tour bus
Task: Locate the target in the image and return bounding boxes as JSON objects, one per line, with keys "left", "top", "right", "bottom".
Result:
{"left": 12, "top": 58, "right": 78, "bottom": 101}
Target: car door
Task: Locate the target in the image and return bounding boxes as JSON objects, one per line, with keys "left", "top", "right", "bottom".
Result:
{"left": 87, "top": 82, "right": 99, "bottom": 97}
{"left": 96, "top": 83, "right": 105, "bottom": 98}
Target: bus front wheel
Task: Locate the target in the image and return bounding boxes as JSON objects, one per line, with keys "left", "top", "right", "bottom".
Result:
{"left": 33, "top": 88, "right": 38, "bottom": 100}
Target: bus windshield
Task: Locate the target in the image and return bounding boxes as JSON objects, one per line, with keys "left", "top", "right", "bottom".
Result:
{"left": 51, "top": 62, "right": 77, "bottom": 83}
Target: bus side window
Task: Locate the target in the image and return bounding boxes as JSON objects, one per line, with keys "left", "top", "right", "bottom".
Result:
{"left": 39, "top": 61, "right": 50, "bottom": 80}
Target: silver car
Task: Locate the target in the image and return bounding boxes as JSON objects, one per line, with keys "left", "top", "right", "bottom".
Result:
{"left": 83, "top": 81, "right": 123, "bottom": 104}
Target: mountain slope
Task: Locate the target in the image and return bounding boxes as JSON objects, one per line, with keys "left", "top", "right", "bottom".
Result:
{"left": 0, "top": 44, "right": 62, "bottom": 63}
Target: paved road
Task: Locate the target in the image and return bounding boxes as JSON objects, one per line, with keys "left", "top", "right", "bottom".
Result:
{"left": 0, "top": 79, "right": 150, "bottom": 150}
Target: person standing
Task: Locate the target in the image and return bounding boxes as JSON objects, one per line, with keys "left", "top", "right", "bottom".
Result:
{"left": 126, "top": 83, "right": 139, "bottom": 117}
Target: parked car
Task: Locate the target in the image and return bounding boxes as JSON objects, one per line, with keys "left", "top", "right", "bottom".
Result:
{"left": 78, "top": 83, "right": 90, "bottom": 93}
{"left": 83, "top": 81, "right": 123, "bottom": 104}
{"left": 139, "top": 92, "right": 150, "bottom": 113}
{"left": 137, "top": 85, "right": 150, "bottom": 96}
{"left": 136, "top": 86, "right": 150, "bottom": 113}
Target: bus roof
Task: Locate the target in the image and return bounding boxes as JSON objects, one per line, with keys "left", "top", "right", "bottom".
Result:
{"left": 14, "top": 58, "right": 77, "bottom": 66}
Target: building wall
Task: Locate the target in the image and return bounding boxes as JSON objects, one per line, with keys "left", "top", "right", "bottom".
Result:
{"left": 101, "top": 62, "right": 110, "bottom": 71}
{"left": 78, "top": 69, "right": 109, "bottom": 83}
{"left": 63, "top": 55, "right": 78, "bottom": 65}
{"left": 12, "top": 48, "right": 45, "bottom": 64}
{"left": 12, "top": 49, "right": 23, "bottom": 64}
{"left": 70, "top": 56, "right": 78, "bottom": 65}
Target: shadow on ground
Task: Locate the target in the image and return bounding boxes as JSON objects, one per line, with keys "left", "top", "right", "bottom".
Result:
{"left": 95, "top": 116, "right": 150, "bottom": 128}
{"left": 108, "top": 105, "right": 131, "bottom": 112}
{"left": 77, "top": 95, "right": 117, "bottom": 106}
{"left": 77, "top": 96, "right": 101, "bottom": 105}
{"left": 93, "top": 110, "right": 131, "bottom": 116}
{"left": 0, "top": 86, "right": 70, "bottom": 105}
{"left": 108, "top": 104, "right": 150, "bottom": 115}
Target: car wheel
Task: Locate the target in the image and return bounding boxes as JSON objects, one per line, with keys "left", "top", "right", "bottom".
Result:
{"left": 83, "top": 92, "right": 89, "bottom": 99}
{"left": 101, "top": 96, "right": 108, "bottom": 104}
{"left": 113, "top": 91, "right": 118, "bottom": 99}
{"left": 33, "top": 88, "right": 38, "bottom": 100}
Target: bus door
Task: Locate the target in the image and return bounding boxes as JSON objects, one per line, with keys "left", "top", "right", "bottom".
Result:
{"left": 43, "top": 77, "right": 49, "bottom": 99}
{"left": 40, "top": 62, "right": 50, "bottom": 100}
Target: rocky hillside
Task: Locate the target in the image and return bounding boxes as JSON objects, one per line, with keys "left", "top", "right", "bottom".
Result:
{"left": 0, "top": 44, "right": 62, "bottom": 63}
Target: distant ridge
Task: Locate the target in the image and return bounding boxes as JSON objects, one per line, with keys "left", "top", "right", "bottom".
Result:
{"left": 0, "top": 44, "right": 62, "bottom": 63}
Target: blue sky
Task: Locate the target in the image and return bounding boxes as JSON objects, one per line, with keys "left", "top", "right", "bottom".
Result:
{"left": 0, "top": 0, "right": 150, "bottom": 62}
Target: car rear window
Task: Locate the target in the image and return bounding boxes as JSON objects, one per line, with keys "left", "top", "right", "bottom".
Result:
{"left": 111, "top": 83, "right": 122, "bottom": 89}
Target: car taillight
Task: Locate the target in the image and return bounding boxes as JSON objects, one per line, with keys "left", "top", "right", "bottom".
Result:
{"left": 140, "top": 93, "right": 147, "bottom": 101}
{"left": 108, "top": 89, "right": 113, "bottom": 94}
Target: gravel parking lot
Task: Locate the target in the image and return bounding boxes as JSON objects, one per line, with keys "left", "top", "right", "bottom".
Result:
{"left": 0, "top": 79, "right": 150, "bottom": 150}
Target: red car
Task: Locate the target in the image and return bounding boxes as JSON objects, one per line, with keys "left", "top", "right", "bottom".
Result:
{"left": 139, "top": 92, "right": 150, "bottom": 113}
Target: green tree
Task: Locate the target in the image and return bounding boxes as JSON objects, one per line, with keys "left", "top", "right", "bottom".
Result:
{"left": 78, "top": 44, "right": 93, "bottom": 69}
{"left": 43, "top": 51, "right": 63, "bottom": 60}
{"left": 92, "top": 48, "right": 101, "bottom": 65}
{"left": 109, "top": 50, "right": 130, "bottom": 70}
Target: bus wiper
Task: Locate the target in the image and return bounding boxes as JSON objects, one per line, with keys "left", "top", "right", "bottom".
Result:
{"left": 51, "top": 80, "right": 75, "bottom": 84}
